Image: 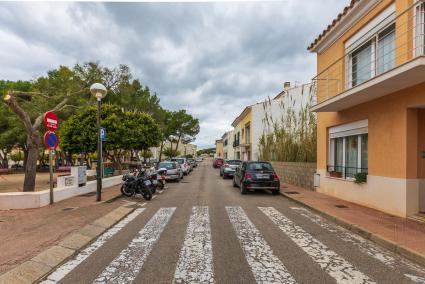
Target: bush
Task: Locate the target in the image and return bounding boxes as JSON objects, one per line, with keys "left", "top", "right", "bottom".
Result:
{"left": 354, "top": 172, "right": 367, "bottom": 184}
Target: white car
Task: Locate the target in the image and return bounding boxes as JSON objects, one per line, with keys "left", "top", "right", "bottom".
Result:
{"left": 171, "top": 157, "right": 190, "bottom": 175}
{"left": 196, "top": 157, "right": 203, "bottom": 162}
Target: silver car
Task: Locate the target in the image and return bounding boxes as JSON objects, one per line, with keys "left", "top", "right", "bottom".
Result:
{"left": 171, "top": 158, "right": 190, "bottom": 175}
{"left": 158, "top": 161, "right": 183, "bottom": 181}
{"left": 220, "top": 160, "right": 242, "bottom": 179}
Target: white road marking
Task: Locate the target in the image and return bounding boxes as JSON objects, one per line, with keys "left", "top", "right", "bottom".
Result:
{"left": 152, "top": 195, "right": 157, "bottom": 200}
{"left": 41, "top": 208, "right": 145, "bottom": 284}
{"left": 139, "top": 202, "right": 147, "bottom": 207}
{"left": 173, "top": 206, "right": 214, "bottom": 283}
{"left": 259, "top": 207, "right": 374, "bottom": 284}
{"left": 290, "top": 207, "right": 425, "bottom": 283}
{"left": 226, "top": 206, "right": 296, "bottom": 283}
{"left": 93, "top": 207, "right": 176, "bottom": 283}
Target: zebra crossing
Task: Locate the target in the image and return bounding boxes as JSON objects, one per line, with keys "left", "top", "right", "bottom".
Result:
{"left": 42, "top": 205, "right": 425, "bottom": 284}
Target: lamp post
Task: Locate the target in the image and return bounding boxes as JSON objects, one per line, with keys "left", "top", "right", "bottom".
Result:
{"left": 90, "top": 83, "right": 107, "bottom": 202}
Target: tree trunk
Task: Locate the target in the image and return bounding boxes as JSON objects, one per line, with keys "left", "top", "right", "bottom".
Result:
{"left": 23, "top": 145, "right": 29, "bottom": 171}
{"left": 23, "top": 132, "right": 40, "bottom": 192}
{"left": 158, "top": 141, "right": 165, "bottom": 162}
{"left": 175, "top": 135, "right": 181, "bottom": 156}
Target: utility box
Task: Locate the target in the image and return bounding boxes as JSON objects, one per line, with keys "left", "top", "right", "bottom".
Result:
{"left": 313, "top": 173, "right": 320, "bottom": 188}
{"left": 71, "top": 166, "right": 87, "bottom": 186}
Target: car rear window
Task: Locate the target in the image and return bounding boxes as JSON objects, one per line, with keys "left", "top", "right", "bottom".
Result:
{"left": 172, "top": 158, "right": 185, "bottom": 164}
{"left": 247, "top": 162, "right": 273, "bottom": 171}
{"left": 227, "top": 160, "right": 242, "bottom": 165}
{"left": 159, "top": 163, "right": 175, "bottom": 170}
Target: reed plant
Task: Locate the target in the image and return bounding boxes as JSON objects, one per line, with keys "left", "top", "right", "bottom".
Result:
{"left": 259, "top": 84, "right": 317, "bottom": 162}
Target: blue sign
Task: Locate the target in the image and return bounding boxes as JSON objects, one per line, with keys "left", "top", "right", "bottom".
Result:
{"left": 44, "top": 131, "right": 59, "bottom": 150}
{"left": 100, "top": 127, "right": 106, "bottom": 141}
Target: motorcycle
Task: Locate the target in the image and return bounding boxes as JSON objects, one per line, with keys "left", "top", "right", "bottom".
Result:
{"left": 121, "top": 170, "right": 153, "bottom": 200}
{"left": 156, "top": 168, "right": 167, "bottom": 190}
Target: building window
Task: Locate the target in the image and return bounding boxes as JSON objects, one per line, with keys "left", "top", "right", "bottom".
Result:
{"left": 328, "top": 120, "right": 368, "bottom": 179}
{"left": 415, "top": 2, "right": 425, "bottom": 56}
{"left": 347, "top": 21, "right": 396, "bottom": 88}
{"left": 245, "top": 125, "right": 250, "bottom": 144}
{"left": 351, "top": 40, "right": 373, "bottom": 87}
{"left": 377, "top": 23, "right": 396, "bottom": 74}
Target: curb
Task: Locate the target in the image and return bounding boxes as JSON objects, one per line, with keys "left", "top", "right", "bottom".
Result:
{"left": 280, "top": 191, "right": 425, "bottom": 267}
{"left": 0, "top": 200, "right": 135, "bottom": 284}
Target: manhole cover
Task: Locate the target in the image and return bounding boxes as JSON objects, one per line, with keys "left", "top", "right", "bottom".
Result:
{"left": 285, "top": 191, "right": 300, "bottom": 195}
{"left": 62, "top": 207, "right": 78, "bottom": 212}
{"left": 335, "top": 205, "right": 348, "bottom": 209}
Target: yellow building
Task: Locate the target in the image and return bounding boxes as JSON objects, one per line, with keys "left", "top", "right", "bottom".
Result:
{"left": 215, "top": 139, "right": 224, "bottom": 158}
{"left": 232, "top": 106, "right": 252, "bottom": 161}
{"left": 309, "top": 0, "right": 425, "bottom": 217}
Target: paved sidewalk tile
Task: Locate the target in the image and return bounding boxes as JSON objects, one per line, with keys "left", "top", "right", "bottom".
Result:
{"left": 0, "top": 184, "right": 125, "bottom": 274}
{"left": 280, "top": 182, "right": 425, "bottom": 263}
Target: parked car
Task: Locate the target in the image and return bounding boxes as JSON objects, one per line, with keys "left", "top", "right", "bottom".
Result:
{"left": 220, "top": 159, "right": 242, "bottom": 178}
{"left": 196, "top": 157, "right": 203, "bottom": 163}
{"left": 233, "top": 161, "right": 280, "bottom": 195}
{"left": 213, "top": 158, "right": 224, "bottom": 168}
{"left": 157, "top": 161, "right": 183, "bottom": 181}
{"left": 171, "top": 157, "right": 191, "bottom": 175}
{"left": 188, "top": 158, "right": 197, "bottom": 168}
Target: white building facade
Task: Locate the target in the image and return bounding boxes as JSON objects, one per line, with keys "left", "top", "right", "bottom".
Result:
{"left": 251, "top": 83, "right": 313, "bottom": 161}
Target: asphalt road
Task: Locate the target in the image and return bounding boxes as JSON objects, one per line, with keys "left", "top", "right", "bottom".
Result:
{"left": 42, "top": 160, "right": 425, "bottom": 284}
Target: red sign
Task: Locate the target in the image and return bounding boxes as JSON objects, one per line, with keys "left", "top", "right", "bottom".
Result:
{"left": 43, "top": 112, "right": 58, "bottom": 131}
{"left": 44, "top": 131, "right": 59, "bottom": 150}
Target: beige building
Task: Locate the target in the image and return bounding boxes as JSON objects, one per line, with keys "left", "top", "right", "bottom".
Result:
{"left": 215, "top": 139, "right": 224, "bottom": 158}
{"left": 150, "top": 141, "right": 197, "bottom": 160}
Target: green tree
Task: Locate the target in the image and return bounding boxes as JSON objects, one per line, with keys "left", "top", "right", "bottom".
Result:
{"left": 60, "top": 104, "right": 161, "bottom": 173}
{"left": 162, "top": 147, "right": 180, "bottom": 158}
{"left": 169, "top": 110, "right": 200, "bottom": 154}
{"left": 2, "top": 63, "right": 132, "bottom": 191}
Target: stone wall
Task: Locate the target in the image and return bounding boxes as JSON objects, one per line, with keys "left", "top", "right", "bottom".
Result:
{"left": 271, "top": 162, "right": 316, "bottom": 190}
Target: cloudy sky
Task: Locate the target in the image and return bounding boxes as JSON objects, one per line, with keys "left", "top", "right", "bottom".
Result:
{"left": 0, "top": 0, "right": 347, "bottom": 149}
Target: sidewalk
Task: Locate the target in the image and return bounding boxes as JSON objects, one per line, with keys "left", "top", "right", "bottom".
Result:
{"left": 281, "top": 182, "right": 425, "bottom": 266}
{"left": 0, "top": 185, "right": 124, "bottom": 274}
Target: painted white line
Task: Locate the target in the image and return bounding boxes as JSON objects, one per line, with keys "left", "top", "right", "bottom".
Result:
{"left": 226, "top": 206, "right": 296, "bottom": 283}
{"left": 152, "top": 195, "right": 157, "bottom": 200}
{"left": 259, "top": 207, "right": 374, "bottom": 284}
{"left": 290, "top": 207, "right": 425, "bottom": 283}
{"left": 41, "top": 208, "right": 145, "bottom": 283}
{"left": 139, "top": 202, "right": 147, "bottom": 207}
{"left": 173, "top": 206, "right": 214, "bottom": 283}
{"left": 93, "top": 207, "right": 176, "bottom": 283}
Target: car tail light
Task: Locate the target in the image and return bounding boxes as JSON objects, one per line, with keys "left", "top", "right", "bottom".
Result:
{"left": 244, "top": 172, "right": 253, "bottom": 180}
{"left": 272, "top": 172, "right": 279, "bottom": 181}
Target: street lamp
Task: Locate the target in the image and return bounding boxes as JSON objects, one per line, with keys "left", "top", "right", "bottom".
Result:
{"left": 90, "top": 83, "right": 107, "bottom": 202}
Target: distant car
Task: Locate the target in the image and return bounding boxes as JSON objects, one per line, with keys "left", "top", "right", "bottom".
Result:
{"left": 196, "top": 157, "right": 203, "bottom": 162}
{"left": 157, "top": 161, "right": 183, "bottom": 181}
{"left": 171, "top": 157, "right": 190, "bottom": 175}
{"left": 220, "top": 160, "right": 242, "bottom": 179}
{"left": 213, "top": 158, "right": 224, "bottom": 168}
{"left": 187, "top": 158, "right": 197, "bottom": 168}
{"left": 233, "top": 161, "right": 280, "bottom": 195}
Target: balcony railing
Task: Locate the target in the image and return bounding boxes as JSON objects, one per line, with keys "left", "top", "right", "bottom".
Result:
{"left": 311, "top": 1, "right": 425, "bottom": 108}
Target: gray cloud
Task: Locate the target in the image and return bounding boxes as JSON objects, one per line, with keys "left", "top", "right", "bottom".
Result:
{"left": 0, "top": 1, "right": 347, "bottom": 148}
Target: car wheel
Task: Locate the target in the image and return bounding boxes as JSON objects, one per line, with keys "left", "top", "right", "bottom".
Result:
{"left": 272, "top": 190, "right": 280, "bottom": 195}
{"left": 240, "top": 183, "right": 247, "bottom": 195}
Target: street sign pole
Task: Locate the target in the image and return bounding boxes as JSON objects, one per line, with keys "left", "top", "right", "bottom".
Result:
{"left": 49, "top": 150, "right": 54, "bottom": 204}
